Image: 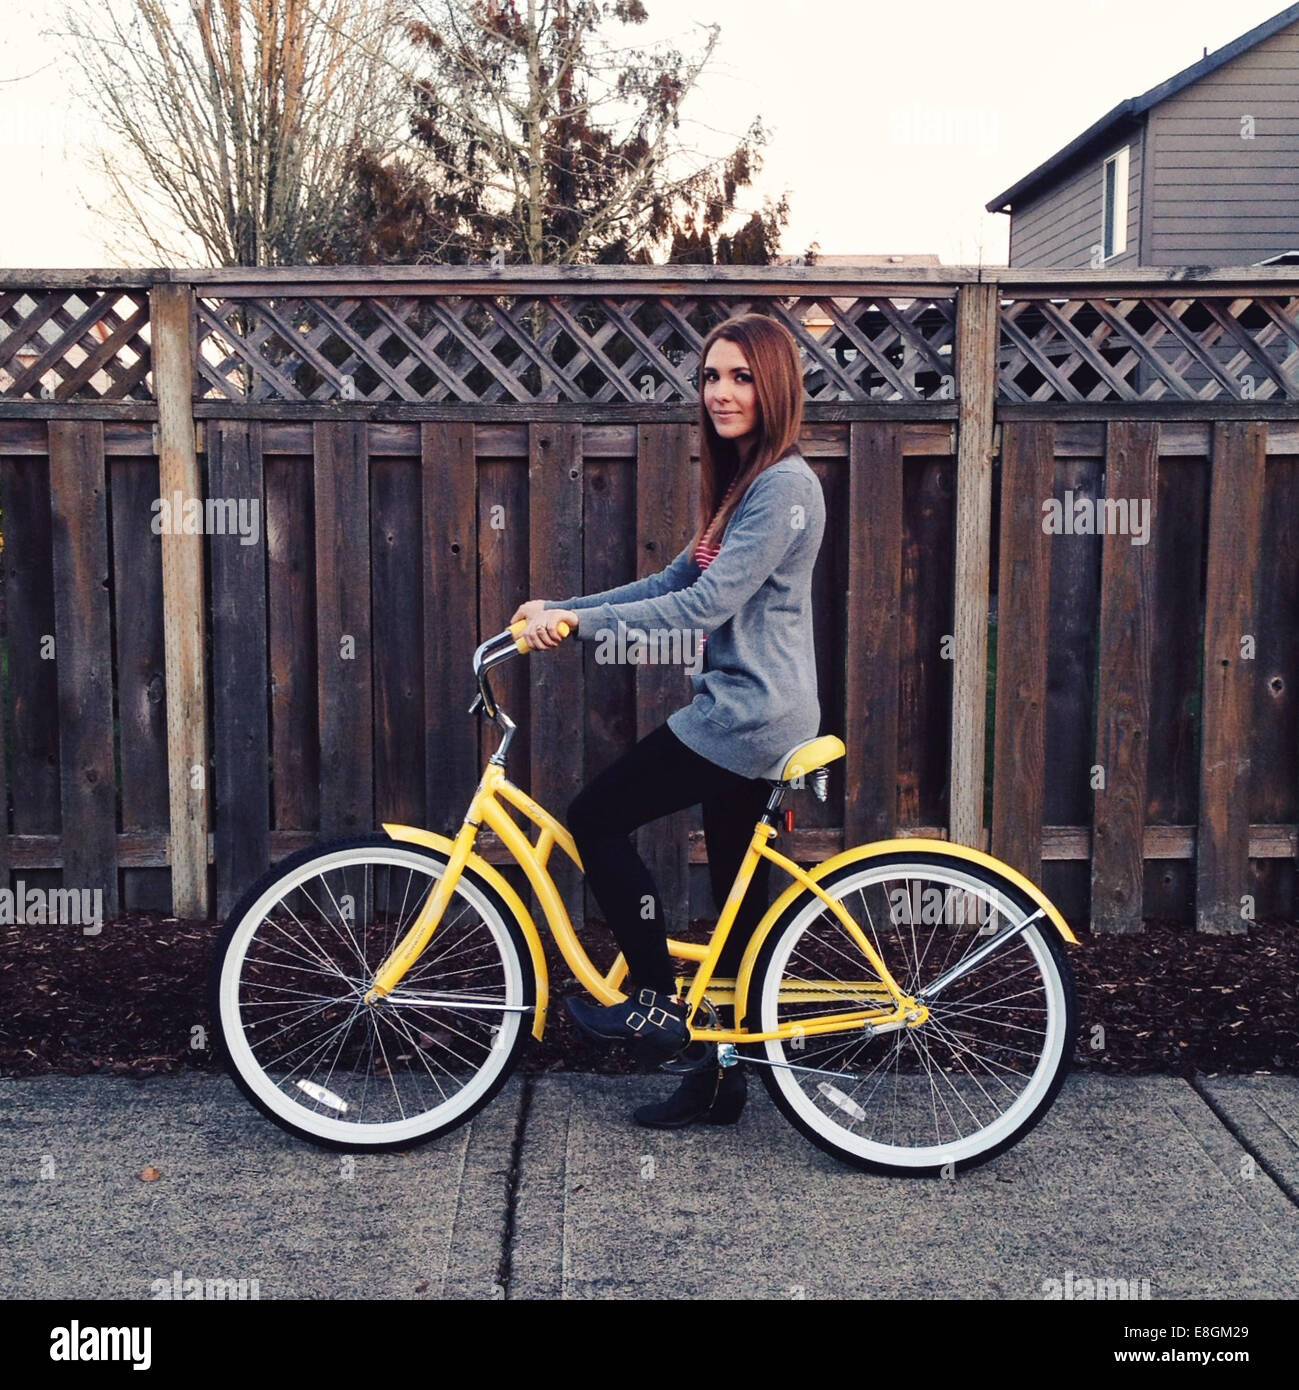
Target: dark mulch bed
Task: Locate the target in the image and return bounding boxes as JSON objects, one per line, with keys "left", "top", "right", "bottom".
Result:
{"left": 1, "top": 911, "right": 1296, "bottom": 1079}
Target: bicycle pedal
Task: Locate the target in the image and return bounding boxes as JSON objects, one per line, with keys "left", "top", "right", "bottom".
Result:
{"left": 659, "top": 1040, "right": 716, "bottom": 1074}
{"left": 817, "top": 1082, "right": 867, "bottom": 1122}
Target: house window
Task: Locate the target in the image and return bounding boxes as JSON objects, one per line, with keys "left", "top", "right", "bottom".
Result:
{"left": 1102, "top": 146, "right": 1130, "bottom": 259}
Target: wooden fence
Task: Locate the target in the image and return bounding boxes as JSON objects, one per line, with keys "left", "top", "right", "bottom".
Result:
{"left": 0, "top": 264, "right": 1296, "bottom": 938}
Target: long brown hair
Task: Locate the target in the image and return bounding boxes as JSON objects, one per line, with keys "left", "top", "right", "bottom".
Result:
{"left": 688, "top": 313, "right": 806, "bottom": 555}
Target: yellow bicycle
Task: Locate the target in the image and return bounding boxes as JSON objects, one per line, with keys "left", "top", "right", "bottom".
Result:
{"left": 211, "top": 620, "right": 1080, "bottom": 1175}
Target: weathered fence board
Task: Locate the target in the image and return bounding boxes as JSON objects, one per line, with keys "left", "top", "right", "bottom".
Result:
{"left": 266, "top": 451, "right": 319, "bottom": 832}
{"left": 1144, "top": 450, "right": 1209, "bottom": 921}
{"left": 527, "top": 421, "right": 584, "bottom": 932}
{"left": 371, "top": 454, "right": 424, "bottom": 827}
{"left": 991, "top": 421, "right": 1054, "bottom": 883}
{"left": 903, "top": 454, "right": 956, "bottom": 832}
{"left": 476, "top": 444, "right": 531, "bottom": 910}
{"left": 109, "top": 453, "right": 170, "bottom": 909}
{"left": 209, "top": 420, "right": 268, "bottom": 921}
{"left": 1091, "top": 421, "right": 1158, "bottom": 933}
{"left": 844, "top": 421, "right": 903, "bottom": 844}
{"left": 1197, "top": 421, "right": 1266, "bottom": 933}
{"left": 1, "top": 456, "right": 61, "bottom": 856}
{"left": 421, "top": 421, "right": 478, "bottom": 837}
{"left": 47, "top": 420, "right": 118, "bottom": 918}
{"left": 1042, "top": 447, "right": 1102, "bottom": 929}
{"left": 314, "top": 421, "right": 373, "bottom": 838}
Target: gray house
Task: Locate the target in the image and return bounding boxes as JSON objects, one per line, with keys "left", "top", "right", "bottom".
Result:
{"left": 988, "top": 3, "right": 1299, "bottom": 268}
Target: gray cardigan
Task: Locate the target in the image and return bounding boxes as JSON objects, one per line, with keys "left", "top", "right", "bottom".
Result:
{"left": 544, "top": 453, "right": 826, "bottom": 779}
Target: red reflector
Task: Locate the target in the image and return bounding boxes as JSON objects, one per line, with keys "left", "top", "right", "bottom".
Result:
{"left": 784, "top": 808, "right": 794, "bottom": 832}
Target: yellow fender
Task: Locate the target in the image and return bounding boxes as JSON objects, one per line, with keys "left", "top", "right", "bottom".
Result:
{"left": 381, "top": 822, "right": 549, "bottom": 1040}
{"left": 734, "top": 836, "right": 1079, "bottom": 1024}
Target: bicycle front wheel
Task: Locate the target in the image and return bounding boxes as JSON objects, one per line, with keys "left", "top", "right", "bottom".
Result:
{"left": 745, "top": 852, "right": 1077, "bottom": 1176}
{"left": 210, "top": 833, "right": 535, "bottom": 1150}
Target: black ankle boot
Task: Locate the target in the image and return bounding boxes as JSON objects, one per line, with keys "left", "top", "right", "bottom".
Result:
{"left": 565, "top": 985, "right": 691, "bottom": 1061}
{"left": 633, "top": 1060, "right": 747, "bottom": 1128}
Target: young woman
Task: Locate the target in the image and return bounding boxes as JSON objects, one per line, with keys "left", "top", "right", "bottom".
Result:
{"left": 510, "top": 312, "right": 826, "bottom": 1128}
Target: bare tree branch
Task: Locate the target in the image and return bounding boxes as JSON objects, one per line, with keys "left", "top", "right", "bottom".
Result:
{"left": 55, "top": 0, "right": 416, "bottom": 264}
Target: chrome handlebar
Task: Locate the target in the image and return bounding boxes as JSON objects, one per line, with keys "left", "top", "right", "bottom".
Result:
{"left": 468, "top": 618, "right": 571, "bottom": 762}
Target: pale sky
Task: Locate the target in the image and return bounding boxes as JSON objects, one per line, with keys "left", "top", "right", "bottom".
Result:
{"left": 0, "top": 0, "right": 1288, "bottom": 268}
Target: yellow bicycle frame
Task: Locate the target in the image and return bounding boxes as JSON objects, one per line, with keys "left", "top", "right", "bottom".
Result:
{"left": 363, "top": 756, "right": 1076, "bottom": 1046}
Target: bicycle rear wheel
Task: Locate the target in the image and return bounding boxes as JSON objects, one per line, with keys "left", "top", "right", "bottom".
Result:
{"left": 210, "top": 833, "right": 534, "bottom": 1150}
{"left": 744, "top": 851, "right": 1077, "bottom": 1176}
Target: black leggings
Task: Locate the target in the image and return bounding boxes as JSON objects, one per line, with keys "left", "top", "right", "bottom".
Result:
{"left": 566, "top": 721, "right": 774, "bottom": 998}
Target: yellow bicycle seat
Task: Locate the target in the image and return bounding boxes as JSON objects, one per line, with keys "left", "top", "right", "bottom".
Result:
{"left": 777, "top": 735, "right": 846, "bottom": 783}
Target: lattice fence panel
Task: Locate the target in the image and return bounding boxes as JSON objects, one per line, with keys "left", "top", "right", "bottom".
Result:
{"left": 0, "top": 290, "right": 151, "bottom": 400}
{"left": 194, "top": 292, "right": 959, "bottom": 403}
{"left": 999, "top": 294, "right": 1299, "bottom": 402}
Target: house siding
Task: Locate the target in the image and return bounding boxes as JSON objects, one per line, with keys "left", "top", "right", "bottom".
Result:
{"left": 1147, "top": 23, "right": 1299, "bottom": 265}
{"left": 1010, "top": 135, "right": 1142, "bottom": 268}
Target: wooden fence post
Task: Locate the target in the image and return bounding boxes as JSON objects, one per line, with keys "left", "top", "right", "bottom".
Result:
{"left": 949, "top": 280, "right": 998, "bottom": 849}
{"left": 150, "top": 282, "right": 210, "bottom": 919}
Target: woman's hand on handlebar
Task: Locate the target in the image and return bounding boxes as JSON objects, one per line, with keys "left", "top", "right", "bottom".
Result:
{"left": 510, "top": 602, "right": 579, "bottom": 650}
{"left": 509, "top": 600, "right": 547, "bottom": 626}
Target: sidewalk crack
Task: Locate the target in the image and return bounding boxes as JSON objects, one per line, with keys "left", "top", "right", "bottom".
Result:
{"left": 1190, "top": 1075, "right": 1299, "bottom": 1209}
{"left": 494, "top": 1073, "right": 534, "bottom": 1299}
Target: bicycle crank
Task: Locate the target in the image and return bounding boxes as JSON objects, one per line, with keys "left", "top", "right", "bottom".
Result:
{"left": 716, "top": 1043, "right": 876, "bottom": 1085}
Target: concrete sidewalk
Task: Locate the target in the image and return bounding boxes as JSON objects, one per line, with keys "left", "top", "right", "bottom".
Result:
{"left": 2, "top": 1072, "right": 1296, "bottom": 1300}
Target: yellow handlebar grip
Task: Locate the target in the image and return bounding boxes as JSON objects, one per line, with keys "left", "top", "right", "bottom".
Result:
{"left": 509, "top": 616, "right": 571, "bottom": 653}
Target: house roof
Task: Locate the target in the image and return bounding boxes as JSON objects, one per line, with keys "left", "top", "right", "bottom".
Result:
{"left": 985, "top": 2, "right": 1299, "bottom": 213}
{"left": 778, "top": 253, "right": 943, "bottom": 267}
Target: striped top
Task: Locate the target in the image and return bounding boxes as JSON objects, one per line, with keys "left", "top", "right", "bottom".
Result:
{"left": 694, "top": 478, "right": 739, "bottom": 648}
{"left": 694, "top": 477, "right": 739, "bottom": 568}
